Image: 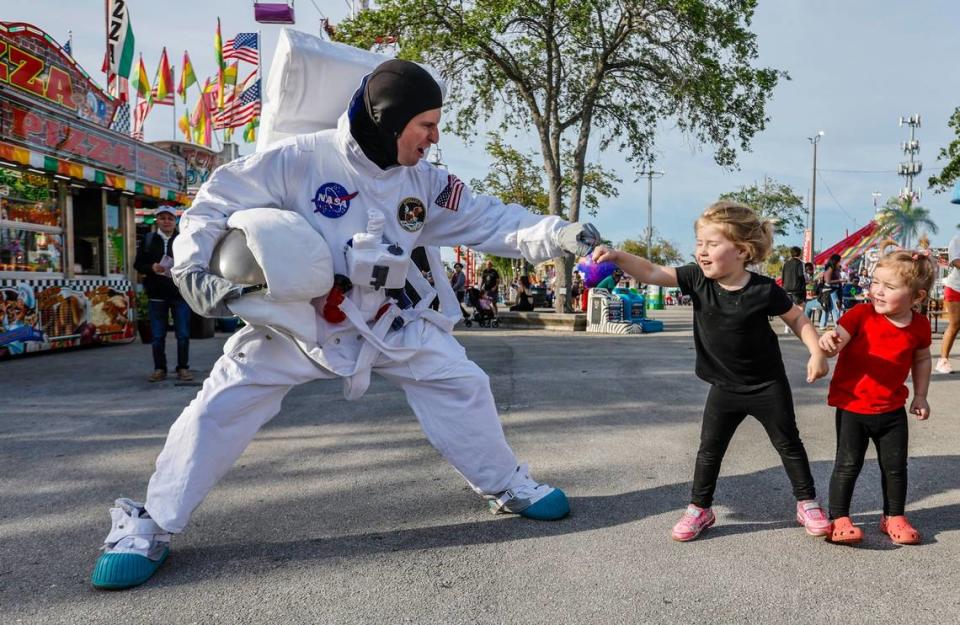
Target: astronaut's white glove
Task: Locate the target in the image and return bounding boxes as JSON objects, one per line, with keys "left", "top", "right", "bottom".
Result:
{"left": 558, "top": 222, "right": 603, "bottom": 257}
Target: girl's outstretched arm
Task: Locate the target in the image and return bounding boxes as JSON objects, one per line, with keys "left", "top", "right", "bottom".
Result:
{"left": 592, "top": 246, "right": 679, "bottom": 288}
{"left": 781, "top": 306, "right": 829, "bottom": 382}
{"left": 910, "top": 348, "right": 932, "bottom": 420}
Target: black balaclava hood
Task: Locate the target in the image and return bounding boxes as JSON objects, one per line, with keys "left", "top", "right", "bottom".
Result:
{"left": 348, "top": 59, "right": 443, "bottom": 169}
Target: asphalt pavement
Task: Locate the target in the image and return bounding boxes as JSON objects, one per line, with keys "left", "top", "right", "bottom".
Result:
{"left": 2, "top": 308, "right": 959, "bottom": 625}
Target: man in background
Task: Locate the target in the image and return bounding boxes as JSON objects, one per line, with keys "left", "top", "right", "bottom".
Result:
{"left": 134, "top": 207, "right": 192, "bottom": 382}
{"left": 781, "top": 246, "right": 806, "bottom": 333}
{"left": 480, "top": 260, "right": 501, "bottom": 316}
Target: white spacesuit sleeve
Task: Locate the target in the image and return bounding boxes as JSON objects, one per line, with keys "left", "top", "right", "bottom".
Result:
{"left": 172, "top": 146, "right": 294, "bottom": 316}
{"left": 418, "top": 172, "right": 568, "bottom": 263}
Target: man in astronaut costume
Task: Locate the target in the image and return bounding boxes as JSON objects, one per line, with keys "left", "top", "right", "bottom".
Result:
{"left": 91, "top": 59, "right": 601, "bottom": 589}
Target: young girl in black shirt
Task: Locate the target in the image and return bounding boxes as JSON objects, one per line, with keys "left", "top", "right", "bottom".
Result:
{"left": 593, "top": 201, "right": 831, "bottom": 541}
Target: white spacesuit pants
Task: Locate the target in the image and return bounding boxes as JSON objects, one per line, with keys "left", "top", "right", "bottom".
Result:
{"left": 144, "top": 323, "right": 523, "bottom": 533}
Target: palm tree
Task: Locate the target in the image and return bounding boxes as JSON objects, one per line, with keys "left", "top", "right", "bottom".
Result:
{"left": 877, "top": 195, "right": 939, "bottom": 249}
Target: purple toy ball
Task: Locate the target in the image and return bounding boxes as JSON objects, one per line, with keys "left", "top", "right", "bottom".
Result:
{"left": 576, "top": 256, "right": 618, "bottom": 288}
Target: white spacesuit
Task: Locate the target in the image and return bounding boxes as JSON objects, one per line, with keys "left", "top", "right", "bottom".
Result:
{"left": 91, "top": 58, "right": 599, "bottom": 590}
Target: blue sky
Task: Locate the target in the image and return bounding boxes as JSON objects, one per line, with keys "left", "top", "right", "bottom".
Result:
{"left": 7, "top": 0, "right": 960, "bottom": 260}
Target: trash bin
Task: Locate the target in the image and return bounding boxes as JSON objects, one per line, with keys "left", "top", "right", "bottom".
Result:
{"left": 613, "top": 287, "right": 645, "bottom": 322}
{"left": 645, "top": 284, "right": 664, "bottom": 310}
{"left": 190, "top": 311, "right": 216, "bottom": 339}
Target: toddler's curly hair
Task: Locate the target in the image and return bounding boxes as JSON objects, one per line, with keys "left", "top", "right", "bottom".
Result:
{"left": 695, "top": 201, "right": 774, "bottom": 264}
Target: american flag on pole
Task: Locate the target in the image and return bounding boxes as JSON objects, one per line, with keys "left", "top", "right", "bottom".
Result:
{"left": 223, "top": 33, "right": 259, "bottom": 64}
{"left": 132, "top": 100, "right": 151, "bottom": 140}
{"left": 434, "top": 174, "right": 465, "bottom": 211}
{"left": 213, "top": 74, "right": 261, "bottom": 129}
{"left": 150, "top": 85, "right": 175, "bottom": 105}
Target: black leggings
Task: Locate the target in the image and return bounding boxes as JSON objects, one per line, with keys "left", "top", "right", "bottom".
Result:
{"left": 828, "top": 407, "right": 908, "bottom": 519}
{"left": 691, "top": 379, "right": 816, "bottom": 508}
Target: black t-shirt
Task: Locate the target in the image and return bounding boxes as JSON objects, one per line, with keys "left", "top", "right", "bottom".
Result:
{"left": 481, "top": 268, "right": 500, "bottom": 291}
{"left": 781, "top": 257, "right": 806, "bottom": 294}
{"left": 676, "top": 264, "right": 793, "bottom": 391}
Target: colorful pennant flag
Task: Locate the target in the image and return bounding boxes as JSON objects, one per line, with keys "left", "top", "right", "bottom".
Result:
{"left": 224, "top": 33, "right": 259, "bottom": 64}
{"left": 177, "top": 51, "right": 197, "bottom": 103}
{"left": 132, "top": 54, "right": 152, "bottom": 103}
{"left": 215, "top": 18, "right": 225, "bottom": 109}
{"left": 191, "top": 79, "right": 213, "bottom": 147}
{"left": 178, "top": 110, "right": 192, "bottom": 142}
{"left": 201, "top": 78, "right": 219, "bottom": 115}
{"left": 152, "top": 48, "right": 174, "bottom": 105}
{"left": 224, "top": 61, "right": 239, "bottom": 86}
{"left": 243, "top": 116, "right": 259, "bottom": 143}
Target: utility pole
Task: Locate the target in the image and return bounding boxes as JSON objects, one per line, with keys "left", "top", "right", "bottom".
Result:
{"left": 807, "top": 131, "right": 824, "bottom": 259}
{"left": 897, "top": 114, "right": 922, "bottom": 247}
{"left": 898, "top": 114, "right": 922, "bottom": 201}
{"left": 637, "top": 169, "right": 664, "bottom": 258}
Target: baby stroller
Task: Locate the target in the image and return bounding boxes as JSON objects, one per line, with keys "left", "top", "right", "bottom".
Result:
{"left": 463, "top": 287, "right": 500, "bottom": 328}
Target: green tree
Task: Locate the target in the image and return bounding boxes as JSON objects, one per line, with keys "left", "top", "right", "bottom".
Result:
{"left": 619, "top": 236, "right": 683, "bottom": 267}
{"left": 763, "top": 243, "right": 793, "bottom": 278}
{"left": 718, "top": 177, "right": 806, "bottom": 236}
{"left": 336, "top": 0, "right": 785, "bottom": 311}
{"left": 470, "top": 134, "right": 622, "bottom": 216}
{"left": 482, "top": 255, "right": 517, "bottom": 286}
{"left": 877, "top": 195, "right": 938, "bottom": 249}
{"left": 928, "top": 106, "right": 960, "bottom": 193}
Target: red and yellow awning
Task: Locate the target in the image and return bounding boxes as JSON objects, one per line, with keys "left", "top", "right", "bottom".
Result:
{"left": 0, "top": 140, "right": 188, "bottom": 205}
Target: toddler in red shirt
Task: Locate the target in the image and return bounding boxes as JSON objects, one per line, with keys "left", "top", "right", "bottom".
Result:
{"left": 818, "top": 250, "right": 935, "bottom": 545}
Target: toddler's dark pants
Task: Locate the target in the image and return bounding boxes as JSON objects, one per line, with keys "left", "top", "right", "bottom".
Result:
{"left": 828, "top": 407, "right": 908, "bottom": 519}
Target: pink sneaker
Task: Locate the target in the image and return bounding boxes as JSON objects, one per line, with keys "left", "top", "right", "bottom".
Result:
{"left": 671, "top": 504, "right": 716, "bottom": 542}
{"left": 796, "top": 500, "right": 831, "bottom": 536}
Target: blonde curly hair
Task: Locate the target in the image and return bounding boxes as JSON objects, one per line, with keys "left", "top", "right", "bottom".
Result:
{"left": 695, "top": 201, "right": 775, "bottom": 264}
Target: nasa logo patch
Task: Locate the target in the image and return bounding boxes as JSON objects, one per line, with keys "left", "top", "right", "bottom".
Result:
{"left": 397, "top": 197, "right": 426, "bottom": 232}
{"left": 311, "top": 182, "right": 359, "bottom": 218}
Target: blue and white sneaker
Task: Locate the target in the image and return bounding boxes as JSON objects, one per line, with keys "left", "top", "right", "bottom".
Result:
{"left": 488, "top": 464, "right": 570, "bottom": 521}
{"left": 91, "top": 498, "right": 170, "bottom": 590}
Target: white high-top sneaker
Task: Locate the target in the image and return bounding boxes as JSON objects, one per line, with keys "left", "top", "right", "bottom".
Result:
{"left": 91, "top": 498, "right": 171, "bottom": 589}
{"left": 487, "top": 464, "right": 570, "bottom": 521}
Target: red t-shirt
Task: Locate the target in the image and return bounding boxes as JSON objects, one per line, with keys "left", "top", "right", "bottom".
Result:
{"left": 828, "top": 303, "right": 931, "bottom": 414}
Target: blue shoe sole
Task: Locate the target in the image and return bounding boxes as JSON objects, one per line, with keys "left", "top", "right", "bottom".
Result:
{"left": 519, "top": 489, "right": 570, "bottom": 521}
{"left": 91, "top": 547, "right": 169, "bottom": 590}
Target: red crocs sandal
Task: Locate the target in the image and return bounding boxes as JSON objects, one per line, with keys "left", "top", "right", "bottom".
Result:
{"left": 826, "top": 516, "right": 863, "bottom": 544}
{"left": 879, "top": 515, "right": 921, "bottom": 545}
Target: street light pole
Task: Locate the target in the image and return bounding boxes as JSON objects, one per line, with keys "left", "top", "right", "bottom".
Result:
{"left": 807, "top": 131, "right": 824, "bottom": 258}
{"left": 638, "top": 169, "right": 664, "bottom": 257}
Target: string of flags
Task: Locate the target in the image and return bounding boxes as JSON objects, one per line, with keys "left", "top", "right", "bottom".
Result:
{"left": 119, "top": 18, "right": 261, "bottom": 146}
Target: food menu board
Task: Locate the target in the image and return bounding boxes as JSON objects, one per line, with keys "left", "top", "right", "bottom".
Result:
{"left": 0, "top": 281, "right": 134, "bottom": 357}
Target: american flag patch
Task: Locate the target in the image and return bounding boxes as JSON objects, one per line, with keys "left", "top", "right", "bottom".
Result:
{"left": 434, "top": 174, "right": 464, "bottom": 211}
